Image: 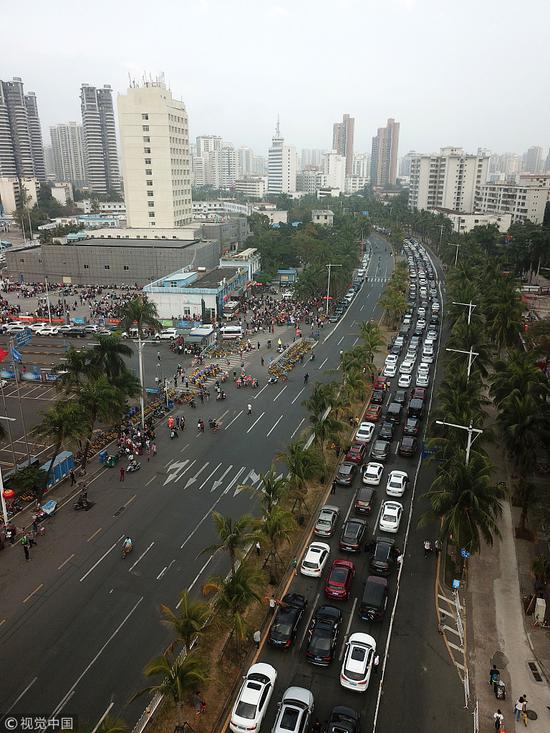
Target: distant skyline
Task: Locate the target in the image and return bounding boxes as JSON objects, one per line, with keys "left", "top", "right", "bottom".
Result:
{"left": 3, "top": 0, "right": 549, "bottom": 157}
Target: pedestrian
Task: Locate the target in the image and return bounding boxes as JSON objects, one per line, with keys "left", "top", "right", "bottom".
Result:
{"left": 515, "top": 697, "right": 525, "bottom": 722}
{"left": 489, "top": 664, "right": 500, "bottom": 686}
{"left": 330, "top": 479, "right": 337, "bottom": 494}
{"left": 257, "top": 342, "right": 260, "bottom": 350}
{"left": 521, "top": 696, "right": 528, "bottom": 726}
{"left": 291, "top": 558, "right": 298, "bottom": 576}
{"left": 494, "top": 710, "right": 504, "bottom": 731}
{"left": 157, "top": 351, "right": 161, "bottom": 361}
{"left": 120, "top": 465, "right": 125, "bottom": 482}
{"left": 269, "top": 595, "right": 277, "bottom": 612}
{"left": 253, "top": 629, "right": 261, "bottom": 649}
{"left": 247, "top": 403, "right": 252, "bottom": 415}
{"left": 373, "top": 653, "right": 380, "bottom": 674}
{"left": 26, "top": 531, "right": 37, "bottom": 547}
{"left": 192, "top": 691, "right": 206, "bottom": 718}
{"left": 424, "top": 539, "right": 433, "bottom": 557}
{"left": 21, "top": 534, "right": 30, "bottom": 561}
{"left": 261, "top": 356, "right": 264, "bottom": 367}
{"left": 255, "top": 540, "right": 261, "bottom": 556}
{"left": 434, "top": 539, "right": 442, "bottom": 556}
{"left": 70, "top": 469, "right": 76, "bottom": 486}
{"left": 152, "top": 442, "right": 157, "bottom": 457}
{"left": 396, "top": 551, "right": 404, "bottom": 568}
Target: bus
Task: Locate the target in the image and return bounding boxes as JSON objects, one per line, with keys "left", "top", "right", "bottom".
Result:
{"left": 220, "top": 325, "right": 243, "bottom": 340}
{"left": 223, "top": 300, "right": 240, "bottom": 319}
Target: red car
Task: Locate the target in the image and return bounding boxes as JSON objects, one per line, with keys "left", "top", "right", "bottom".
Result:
{"left": 373, "top": 376, "right": 389, "bottom": 391}
{"left": 324, "top": 559, "right": 355, "bottom": 600}
{"left": 411, "top": 387, "right": 426, "bottom": 401}
{"left": 345, "top": 442, "right": 367, "bottom": 464}
{"left": 365, "top": 404, "right": 382, "bottom": 422}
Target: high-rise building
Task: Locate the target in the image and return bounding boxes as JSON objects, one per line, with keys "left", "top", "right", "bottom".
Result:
{"left": 408, "top": 147, "right": 490, "bottom": 213}
{"left": 371, "top": 118, "right": 400, "bottom": 187}
{"left": 332, "top": 114, "right": 354, "bottom": 175}
{"left": 523, "top": 146, "right": 544, "bottom": 173}
{"left": 196, "top": 135, "right": 223, "bottom": 157}
{"left": 238, "top": 147, "right": 253, "bottom": 176}
{"left": 0, "top": 77, "right": 46, "bottom": 181}
{"left": 80, "top": 84, "right": 121, "bottom": 195}
{"left": 545, "top": 150, "right": 550, "bottom": 173}
{"left": 352, "top": 153, "right": 371, "bottom": 179}
{"left": 301, "top": 149, "right": 324, "bottom": 170}
{"left": 267, "top": 121, "right": 297, "bottom": 194}
{"left": 321, "top": 150, "right": 346, "bottom": 191}
{"left": 118, "top": 78, "right": 192, "bottom": 228}
{"left": 50, "top": 122, "right": 86, "bottom": 188}
{"left": 399, "top": 151, "right": 417, "bottom": 178}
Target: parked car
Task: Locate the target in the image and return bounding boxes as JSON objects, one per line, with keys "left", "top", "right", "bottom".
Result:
{"left": 386, "top": 402, "right": 402, "bottom": 423}
{"left": 398, "top": 373, "right": 412, "bottom": 388}
{"left": 335, "top": 461, "right": 357, "bottom": 486}
{"left": 354, "top": 486, "right": 377, "bottom": 514}
{"left": 345, "top": 442, "right": 367, "bottom": 465}
{"left": 155, "top": 328, "right": 178, "bottom": 340}
{"left": 325, "top": 559, "right": 355, "bottom": 600}
{"left": 29, "top": 322, "right": 49, "bottom": 332}
{"left": 398, "top": 436, "right": 417, "bottom": 457}
{"left": 379, "top": 501, "right": 403, "bottom": 533}
{"left": 35, "top": 325, "right": 59, "bottom": 336}
{"left": 370, "top": 390, "right": 385, "bottom": 405}
{"left": 340, "top": 633, "right": 377, "bottom": 692}
{"left": 355, "top": 422, "right": 375, "bottom": 443}
{"left": 411, "top": 387, "right": 427, "bottom": 401}
{"left": 399, "top": 359, "right": 414, "bottom": 375}
{"left": 416, "top": 372, "right": 430, "bottom": 388}
{"left": 373, "top": 376, "right": 389, "bottom": 391}
{"left": 340, "top": 518, "right": 367, "bottom": 553}
{"left": 314, "top": 505, "right": 340, "bottom": 537}
{"left": 364, "top": 404, "right": 382, "bottom": 422}
{"left": 386, "top": 470, "right": 409, "bottom": 497}
{"left": 229, "top": 662, "right": 277, "bottom": 733}
{"left": 306, "top": 605, "right": 342, "bottom": 666}
{"left": 403, "top": 417, "right": 420, "bottom": 436}
{"left": 268, "top": 593, "right": 308, "bottom": 649}
{"left": 362, "top": 462, "right": 384, "bottom": 486}
{"left": 272, "top": 687, "right": 314, "bottom": 733}
{"left": 301, "top": 542, "right": 330, "bottom": 577}
{"left": 358, "top": 576, "right": 389, "bottom": 622}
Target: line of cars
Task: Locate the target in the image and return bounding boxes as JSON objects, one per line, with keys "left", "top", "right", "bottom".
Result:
{"left": 328, "top": 252, "right": 370, "bottom": 324}
{"left": 0, "top": 321, "right": 181, "bottom": 340}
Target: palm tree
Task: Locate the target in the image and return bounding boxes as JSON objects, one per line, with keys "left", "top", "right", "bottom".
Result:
{"left": 419, "top": 452, "right": 505, "bottom": 554}
{"left": 201, "top": 512, "right": 256, "bottom": 576}
{"left": 311, "top": 414, "right": 345, "bottom": 461}
{"left": 95, "top": 716, "right": 127, "bottom": 733}
{"left": 90, "top": 334, "right": 133, "bottom": 380}
{"left": 78, "top": 376, "right": 127, "bottom": 469}
{"left": 118, "top": 296, "right": 162, "bottom": 339}
{"left": 379, "top": 287, "right": 407, "bottom": 328}
{"left": 513, "top": 479, "right": 538, "bottom": 536}
{"left": 111, "top": 369, "right": 142, "bottom": 399}
{"left": 34, "top": 401, "right": 87, "bottom": 495}
{"left": 359, "top": 321, "right": 383, "bottom": 362}
{"left": 160, "top": 591, "right": 210, "bottom": 653}
{"left": 485, "top": 282, "right": 523, "bottom": 354}
{"left": 497, "top": 390, "right": 548, "bottom": 477}
{"left": 259, "top": 506, "right": 295, "bottom": 579}
{"left": 255, "top": 468, "right": 288, "bottom": 515}
{"left": 133, "top": 652, "right": 208, "bottom": 726}
{"left": 276, "top": 441, "right": 322, "bottom": 512}
{"left": 303, "top": 382, "right": 339, "bottom": 423}
{"left": 491, "top": 350, "right": 549, "bottom": 406}
{"left": 56, "top": 346, "right": 93, "bottom": 393}
{"left": 343, "top": 367, "right": 367, "bottom": 401}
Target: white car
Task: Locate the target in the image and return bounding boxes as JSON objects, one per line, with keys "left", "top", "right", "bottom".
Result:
{"left": 155, "top": 328, "right": 178, "bottom": 340}
{"left": 399, "top": 360, "right": 414, "bottom": 375}
{"left": 423, "top": 345, "right": 434, "bottom": 358}
{"left": 416, "top": 372, "right": 430, "bottom": 388}
{"left": 416, "top": 319, "right": 426, "bottom": 329}
{"left": 340, "top": 633, "right": 377, "bottom": 692}
{"left": 384, "top": 354, "right": 398, "bottom": 366}
{"left": 35, "top": 325, "right": 59, "bottom": 335}
{"left": 418, "top": 362, "right": 430, "bottom": 375}
{"left": 362, "top": 462, "right": 384, "bottom": 486}
{"left": 383, "top": 363, "right": 397, "bottom": 378}
{"left": 398, "top": 373, "right": 412, "bottom": 388}
{"left": 420, "top": 353, "right": 434, "bottom": 366}
{"left": 29, "top": 322, "right": 49, "bottom": 332}
{"left": 432, "top": 301, "right": 440, "bottom": 312}
{"left": 426, "top": 330, "right": 438, "bottom": 341}
{"left": 4, "top": 323, "right": 28, "bottom": 333}
{"left": 272, "top": 687, "right": 314, "bottom": 733}
{"left": 58, "top": 324, "right": 75, "bottom": 334}
{"left": 379, "top": 501, "right": 403, "bottom": 533}
{"left": 405, "top": 350, "right": 417, "bottom": 363}
{"left": 300, "top": 542, "right": 330, "bottom": 577}
{"left": 386, "top": 470, "right": 409, "bottom": 497}
{"left": 230, "top": 662, "right": 277, "bottom": 733}
{"left": 355, "top": 422, "right": 375, "bottom": 443}
{"left": 417, "top": 307, "right": 426, "bottom": 318}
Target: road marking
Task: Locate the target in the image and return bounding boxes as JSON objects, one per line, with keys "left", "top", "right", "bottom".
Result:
{"left": 164, "top": 458, "right": 173, "bottom": 468}
{"left": 246, "top": 412, "right": 265, "bottom": 434}
{"left": 210, "top": 464, "right": 233, "bottom": 492}
{"left": 4, "top": 676, "right": 38, "bottom": 715}
{"left": 254, "top": 383, "right": 269, "bottom": 400}
{"left": 128, "top": 541, "right": 155, "bottom": 572}
{"left": 343, "top": 497, "right": 354, "bottom": 523}
{"left": 50, "top": 596, "right": 143, "bottom": 717}
{"left": 353, "top": 337, "right": 359, "bottom": 346}
{"left": 299, "top": 592, "right": 319, "bottom": 649}
{"left": 217, "top": 409, "right": 229, "bottom": 422}
{"left": 0, "top": 618, "right": 6, "bottom": 627}
{"left": 223, "top": 466, "right": 247, "bottom": 496}
{"left": 87, "top": 528, "right": 102, "bottom": 542}
{"left": 23, "top": 584, "right": 43, "bottom": 604}
{"left": 57, "top": 553, "right": 75, "bottom": 570}
{"left": 360, "top": 304, "right": 365, "bottom": 311}
{"left": 163, "top": 459, "right": 191, "bottom": 485}
{"left": 233, "top": 469, "right": 261, "bottom": 497}
{"left": 156, "top": 558, "right": 176, "bottom": 581}
{"left": 124, "top": 494, "right": 137, "bottom": 507}
{"left": 339, "top": 598, "right": 358, "bottom": 660}
{"left": 184, "top": 462, "right": 210, "bottom": 489}
{"left": 291, "top": 418, "right": 305, "bottom": 439}
{"left": 337, "top": 336, "right": 345, "bottom": 345}
{"left": 266, "top": 415, "right": 284, "bottom": 437}
{"left": 145, "top": 476, "right": 156, "bottom": 486}
{"left": 273, "top": 385, "right": 287, "bottom": 402}
{"left": 291, "top": 387, "right": 305, "bottom": 405}
{"left": 180, "top": 443, "right": 190, "bottom": 453}
{"left": 80, "top": 538, "right": 123, "bottom": 582}
{"left": 90, "top": 702, "right": 115, "bottom": 733}
{"left": 186, "top": 554, "right": 215, "bottom": 594}
{"left": 318, "top": 357, "right": 328, "bottom": 370}
{"left": 225, "top": 409, "right": 243, "bottom": 430}
{"left": 197, "top": 462, "right": 223, "bottom": 491}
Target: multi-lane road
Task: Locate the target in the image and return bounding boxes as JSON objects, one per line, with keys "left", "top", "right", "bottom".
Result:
{"left": 0, "top": 234, "right": 468, "bottom": 732}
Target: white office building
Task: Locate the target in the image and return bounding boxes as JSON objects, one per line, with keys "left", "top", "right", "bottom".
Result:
{"left": 118, "top": 79, "right": 192, "bottom": 229}
{"left": 321, "top": 150, "right": 346, "bottom": 191}
{"left": 475, "top": 177, "right": 550, "bottom": 224}
{"left": 235, "top": 176, "right": 266, "bottom": 198}
{"left": 267, "top": 122, "right": 297, "bottom": 194}
{"left": 432, "top": 208, "right": 512, "bottom": 233}
{"left": 408, "top": 147, "right": 490, "bottom": 213}
{"left": 50, "top": 122, "right": 87, "bottom": 188}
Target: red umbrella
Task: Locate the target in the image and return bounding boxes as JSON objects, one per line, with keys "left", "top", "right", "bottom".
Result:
{"left": 2, "top": 488, "right": 16, "bottom": 500}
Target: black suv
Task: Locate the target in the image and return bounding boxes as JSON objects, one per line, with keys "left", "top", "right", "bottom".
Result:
{"left": 378, "top": 421, "right": 395, "bottom": 442}
{"left": 268, "top": 592, "right": 307, "bottom": 649}
{"left": 403, "top": 417, "right": 420, "bottom": 436}
{"left": 340, "top": 518, "right": 367, "bottom": 552}
{"left": 327, "top": 708, "right": 361, "bottom": 733}
{"left": 398, "top": 436, "right": 418, "bottom": 457}
{"left": 359, "top": 576, "right": 389, "bottom": 622}
{"left": 354, "top": 486, "right": 376, "bottom": 515}
{"left": 306, "top": 605, "right": 342, "bottom": 666}
{"left": 368, "top": 536, "right": 398, "bottom": 576}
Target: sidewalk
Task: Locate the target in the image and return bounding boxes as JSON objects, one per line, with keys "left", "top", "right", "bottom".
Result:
{"left": 468, "top": 445, "right": 550, "bottom": 732}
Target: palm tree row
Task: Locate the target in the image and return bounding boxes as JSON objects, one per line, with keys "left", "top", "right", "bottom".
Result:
{"left": 379, "top": 261, "right": 408, "bottom": 329}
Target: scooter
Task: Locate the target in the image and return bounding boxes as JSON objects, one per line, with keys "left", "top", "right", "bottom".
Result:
{"left": 122, "top": 541, "right": 133, "bottom": 559}
{"left": 127, "top": 460, "right": 141, "bottom": 473}
{"left": 169, "top": 429, "right": 178, "bottom": 440}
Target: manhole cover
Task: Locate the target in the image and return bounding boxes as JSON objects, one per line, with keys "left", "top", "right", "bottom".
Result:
{"left": 492, "top": 650, "right": 508, "bottom": 668}
{"left": 526, "top": 709, "right": 538, "bottom": 721}
{"left": 527, "top": 660, "right": 544, "bottom": 683}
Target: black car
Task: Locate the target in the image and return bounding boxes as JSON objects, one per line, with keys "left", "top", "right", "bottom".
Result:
{"left": 393, "top": 390, "right": 407, "bottom": 405}
{"left": 306, "top": 605, "right": 342, "bottom": 666}
{"left": 339, "top": 518, "right": 367, "bottom": 552}
{"left": 65, "top": 326, "right": 86, "bottom": 338}
{"left": 359, "top": 576, "right": 389, "bottom": 622}
{"left": 369, "top": 536, "right": 397, "bottom": 576}
{"left": 370, "top": 439, "right": 389, "bottom": 462}
{"left": 327, "top": 707, "right": 361, "bottom": 733}
{"left": 398, "top": 436, "right": 417, "bottom": 457}
{"left": 370, "top": 389, "right": 385, "bottom": 405}
{"left": 268, "top": 592, "right": 307, "bottom": 649}
{"left": 354, "top": 486, "right": 376, "bottom": 515}
{"left": 403, "top": 417, "right": 420, "bottom": 436}
{"left": 430, "top": 315, "right": 440, "bottom": 326}
{"left": 378, "top": 421, "right": 395, "bottom": 442}
{"left": 335, "top": 461, "right": 357, "bottom": 487}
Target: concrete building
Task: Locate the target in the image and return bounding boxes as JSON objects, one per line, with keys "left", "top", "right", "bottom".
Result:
{"left": 408, "top": 147, "right": 490, "bottom": 213}
{"left": 344, "top": 175, "right": 368, "bottom": 194}
{"left": 267, "top": 121, "right": 296, "bottom": 194}
{"left": 523, "top": 146, "right": 544, "bottom": 173}
{"left": 296, "top": 168, "right": 321, "bottom": 195}
{"left": 300, "top": 149, "right": 324, "bottom": 170}
{"left": 80, "top": 84, "right": 121, "bottom": 195}
{"left": 371, "top": 118, "right": 400, "bottom": 187}
{"left": 50, "top": 122, "right": 86, "bottom": 188}
{"left": 143, "top": 266, "right": 249, "bottom": 321}
{"left": 238, "top": 147, "right": 253, "bottom": 175}
{"left": 352, "top": 153, "right": 370, "bottom": 179}
{"left": 234, "top": 176, "right": 266, "bottom": 198}
{"left": 219, "top": 247, "right": 261, "bottom": 279}
{"left": 332, "top": 114, "right": 354, "bottom": 175}
{"left": 321, "top": 150, "right": 346, "bottom": 192}
{"left": 475, "top": 179, "right": 550, "bottom": 224}
{"left": 196, "top": 135, "right": 223, "bottom": 156}
{"left": 399, "top": 151, "right": 417, "bottom": 178}
{"left": 44, "top": 145, "right": 55, "bottom": 180}
{"left": 0, "top": 77, "right": 46, "bottom": 182}
{"left": 51, "top": 182, "right": 73, "bottom": 206}
{"left": 118, "top": 79, "right": 192, "bottom": 229}
{"left": 432, "top": 208, "right": 512, "bottom": 233}
{"left": 0, "top": 177, "right": 39, "bottom": 215}
{"left": 312, "top": 209, "right": 334, "bottom": 226}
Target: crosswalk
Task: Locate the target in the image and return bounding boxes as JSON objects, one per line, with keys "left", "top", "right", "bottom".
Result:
{"left": 163, "top": 458, "right": 272, "bottom": 498}
{"left": 366, "top": 276, "right": 390, "bottom": 283}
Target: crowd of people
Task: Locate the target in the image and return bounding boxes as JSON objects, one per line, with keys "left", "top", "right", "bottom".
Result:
{"left": 233, "top": 293, "right": 327, "bottom": 335}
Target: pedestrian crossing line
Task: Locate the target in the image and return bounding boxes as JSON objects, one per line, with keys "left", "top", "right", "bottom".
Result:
{"left": 454, "top": 660, "right": 465, "bottom": 671}
{"left": 441, "top": 624, "right": 461, "bottom": 637}
{"left": 437, "top": 593, "right": 454, "bottom": 605}
{"left": 447, "top": 640, "right": 464, "bottom": 653}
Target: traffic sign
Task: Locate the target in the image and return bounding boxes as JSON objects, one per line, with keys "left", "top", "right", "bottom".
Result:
{"left": 15, "top": 330, "right": 32, "bottom": 347}
{"left": 460, "top": 548, "right": 471, "bottom": 559}
{"left": 10, "top": 347, "right": 22, "bottom": 362}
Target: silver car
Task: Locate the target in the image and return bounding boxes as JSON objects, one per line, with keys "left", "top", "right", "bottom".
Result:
{"left": 272, "top": 687, "right": 314, "bottom": 733}
{"left": 314, "top": 505, "right": 340, "bottom": 537}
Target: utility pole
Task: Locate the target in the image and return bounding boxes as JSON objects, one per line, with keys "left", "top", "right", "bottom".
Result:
{"left": 325, "top": 263, "right": 342, "bottom": 317}
{"left": 435, "top": 419, "right": 483, "bottom": 465}
{"left": 452, "top": 300, "right": 477, "bottom": 326}
{"left": 452, "top": 242, "right": 461, "bottom": 267}
{"left": 0, "top": 416, "right": 17, "bottom": 527}
{"left": 438, "top": 224, "right": 444, "bottom": 254}
{"left": 44, "top": 276, "right": 52, "bottom": 323}
{"left": 9, "top": 337, "right": 31, "bottom": 464}
{"left": 446, "top": 346, "right": 479, "bottom": 382}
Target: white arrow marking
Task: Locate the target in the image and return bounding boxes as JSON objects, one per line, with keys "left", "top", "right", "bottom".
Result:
{"left": 211, "top": 464, "right": 233, "bottom": 492}
{"left": 197, "top": 462, "right": 223, "bottom": 491}
{"left": 223, "top": 466, "right": 247, "bottom": 496}
{"left": 234, "top": 468, "right": 260, "bottom": 497}
{"left": 163, "top": 459, "right": 189, "bottom": 486}
{"left": 184, "top": 462, "right": 210, "bottom": 489}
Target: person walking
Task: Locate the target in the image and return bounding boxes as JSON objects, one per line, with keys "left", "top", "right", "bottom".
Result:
{"left": 192, "top": 691, "right": 206, "bottom": 718}
{"left": 157, "top": 351, "right": 161, "bottom": 361}
{"left": 330, "top": 479, "right": 337, "bottom": 494}
{"left": 493, "top": 710, "right": 504, "bottom": 731}
{"left": 373, "top": 653, "right": 380, "bottom": 674}
{"left": 261, "top": 356, "right": 264, "bottom": 367}
{"left": 521, "top": 696, "right": 528, "bottom": 726}
{"left": 21, "top": 534, "right": 30, "bottom": 561}
{"left": 424, "top": 539, "right": 433, "bottom": 557}
{"left": 489, "top": 664, "right": 500, "bottom": 686}
{"left": 253, "top": 629, "right": 261, "bottom": 649}
{"left": 152, "top": 442, "right": 157, "bottom": 457}
{"left": 119, "top": 465, "right": 125, "bottom": 482}
{"left": 255, "top": 540, "right": 261, "bottom": 556}
{"left": 247, "top": 403, "right": 252, "bottom": 415}
{"left": 70, "top": 469, "right": 76, "bottom": 486}
{"left": 515, "top": 697, "right": 525, "bottom": 722}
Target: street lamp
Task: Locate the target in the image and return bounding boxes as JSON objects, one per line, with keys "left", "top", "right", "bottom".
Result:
{"left": 435, "top": 419, "right": 483, "bottom": 465}
{"left": 445, "top": 346, "right": 479, "bottom": 382}
{"left": 452, "top": 242, "right": 461, "bottom": 267}
{"left": 325, "top": 263, "right": 342, "bottom": 317}
{"left": 452, "top": 300, "right": 477, "bottom": 326}
{"left": 0, "top": 415, "right": 18, "bottom": 527}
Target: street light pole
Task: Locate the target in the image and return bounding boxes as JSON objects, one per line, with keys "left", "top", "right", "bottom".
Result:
{"left": 452, "top": 242, "right": 461, "bottom": 267}
{"left": 325, "top": 263, "right": 342, "bottom": 317}
{"left": 452, "top": 300, "right": 477, "bottom": 326}
{"left": 44, "top": 276, "right": 52, "bottom": 323}
{"left": 445, "top": 346, "right": 479, "bottom": 382}
{"left": 138, "top": 335, "right": 145, "bottom": 429}
{"left": 435, "top": 419, "right": 483, "bottom": 465}
{"left": 0, "top": 415, "right": 18, "bottom": 527}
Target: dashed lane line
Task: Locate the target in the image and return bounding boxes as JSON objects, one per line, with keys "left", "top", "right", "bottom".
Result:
{"left": 23, "top": 584, "right": 43, "bottom": 604}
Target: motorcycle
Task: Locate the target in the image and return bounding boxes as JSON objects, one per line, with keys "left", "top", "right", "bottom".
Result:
{"left": 33, "top": 499, "right": 58, "bottom": 524}
{"left": 74, "top": 496, "right": 94, "bottom": 511}
{"left": 122, "top": 541, "right": 133, "bottom": 559}
{"left": 127, "top": 460, "right": 141, "bottom": 473}
{"left": 5, "top": 525, "right": 17, "bottom": 544}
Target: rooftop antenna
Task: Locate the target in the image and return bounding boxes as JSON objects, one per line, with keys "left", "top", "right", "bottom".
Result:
{"left": 276, "top": 114, "right": 280, "bottom": 137}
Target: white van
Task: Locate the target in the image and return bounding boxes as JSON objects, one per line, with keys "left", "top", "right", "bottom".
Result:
{"left": 220, "top": 325, "right": 243, "bottom": 340}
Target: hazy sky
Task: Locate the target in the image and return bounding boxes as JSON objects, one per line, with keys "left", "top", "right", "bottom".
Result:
{"left": 4, "top": 0, "right": 549, "bottom": 157}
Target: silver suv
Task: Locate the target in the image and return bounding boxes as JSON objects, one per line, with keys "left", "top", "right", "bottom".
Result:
{"left": 272, "top": 687, "right": 314, "bottom": 733}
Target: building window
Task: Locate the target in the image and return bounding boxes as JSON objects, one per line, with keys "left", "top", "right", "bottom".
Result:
{"left": 142, "top": 113, "right": 149, "bottom": 120}
{"left": 83, "top": 264, "right": 89, "bottom": 269}
{"left": 143, "top": 136, "right": 150, "bottom": 143}
{"left": 145, "top": 158, "right": 151, "bottom": 165}
{"left": 104, "top": 265, "right": 110, "bottom": 269}
{"left": 142, "top": 125, "right": 149, "bottom": 132}
{"left": 144, "top": 147, "right": 151, "bottom": 154}
{"left": 145, "top": 169, "right": 152, "bottom": 175}
{"left": 123, "top": 265, "right": 129, "bottom": 271}
{"left": 148, "top": 201, "right": 155, "bottom": 207}
{"left": 147, "top": 191, "right": 154, "bottom": 197}
{"left": 148, "top": 212, "right": 155, "bottom": 218}
{"left": 146, "top": 180, "right": 153, "bottom": 186}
